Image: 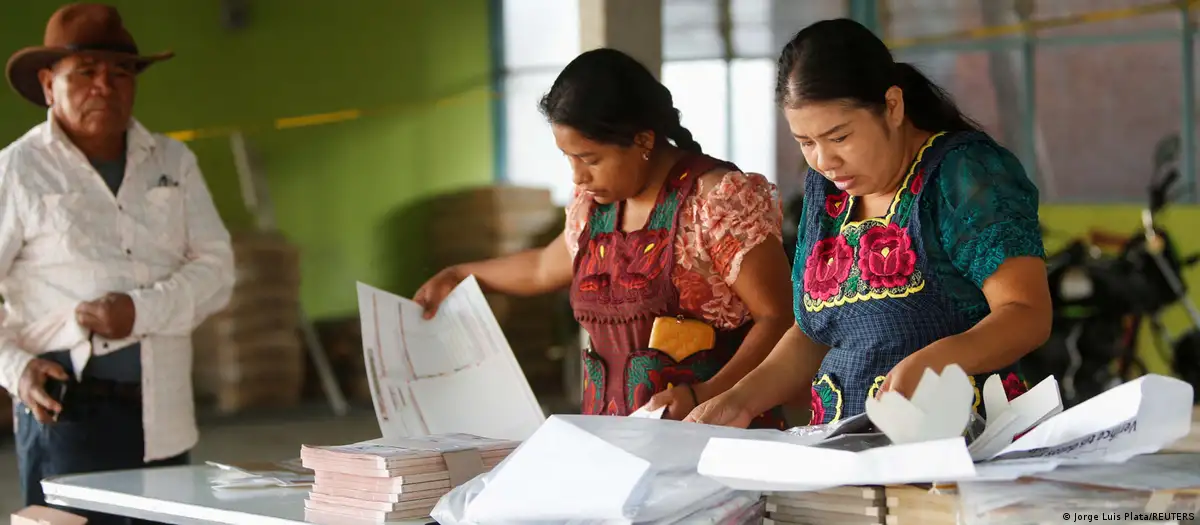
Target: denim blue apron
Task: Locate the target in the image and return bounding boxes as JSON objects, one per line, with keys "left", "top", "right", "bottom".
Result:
{"left": 794, "top": 131, "right": 1029, "bottom": 425}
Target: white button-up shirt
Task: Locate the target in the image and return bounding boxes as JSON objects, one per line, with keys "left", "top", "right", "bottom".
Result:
{"left": 0, "top": 113, "right": 234, "bottom": 461}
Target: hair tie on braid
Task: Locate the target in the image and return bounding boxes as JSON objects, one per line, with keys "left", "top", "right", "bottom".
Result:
{"left": 667, "top": 121, "right": 703, "bottom": 154}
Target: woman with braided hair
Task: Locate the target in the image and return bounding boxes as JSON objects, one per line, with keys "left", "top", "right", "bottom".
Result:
{"left": 415, "top": 48, "right": 793, "bottom": 426}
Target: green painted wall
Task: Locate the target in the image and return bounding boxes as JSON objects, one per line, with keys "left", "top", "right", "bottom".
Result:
{"left": 0, "top": 1, "right": 495, "bottom": 319}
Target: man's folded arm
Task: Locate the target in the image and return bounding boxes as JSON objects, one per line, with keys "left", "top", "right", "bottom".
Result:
{"left": 128, "top": 147, "right": 235, "bottom": 338}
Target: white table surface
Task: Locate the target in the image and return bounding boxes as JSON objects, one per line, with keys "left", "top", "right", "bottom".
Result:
{"left": 41, "top": 465, "right": 434, "bottom": 525}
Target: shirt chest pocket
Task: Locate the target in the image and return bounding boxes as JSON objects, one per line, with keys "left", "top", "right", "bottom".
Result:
{"left": 143, "top": 187, "right": 186, "bottom": 243}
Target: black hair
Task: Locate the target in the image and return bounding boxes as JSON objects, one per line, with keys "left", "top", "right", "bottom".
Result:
{"left": 538, "top": 48, "right": 702, "bottom": 153}
{"left": 776, "top": 18, "right": 979, "bottom": 133}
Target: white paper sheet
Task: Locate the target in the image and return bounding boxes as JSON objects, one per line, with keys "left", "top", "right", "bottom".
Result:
{"left": 465, "top": 416, "right": 653, "bottom": 522}
{"left": 968, "top": 375, "right": 1063, "bottom": 461}
{"left": 697, "top": 436, "right": 977, "bottom": 492}
{"left": 864, "top": 364, "right": 974, "bottom": 445}
{"left": 356, "top": 277, "right": 545, "bottom": 441}
{"left": 455, "top": 415, "right": 789, "bottom": 523}
{"left": 629, "top": 406, "right": 666, "bottom": 419}
{"left": 1030, "top": 453, "right": 1200, "bottom": 491}
{"left": 991, "top": 374, "right": 1194, "bottom": 464}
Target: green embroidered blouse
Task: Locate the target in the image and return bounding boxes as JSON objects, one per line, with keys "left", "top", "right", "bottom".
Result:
{"left": 794, "top": 137, "right": 1046, "bottom": 321}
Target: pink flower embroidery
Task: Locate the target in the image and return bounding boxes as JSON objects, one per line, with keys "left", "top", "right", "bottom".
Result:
{"left": 825, "top": 192, "right": 848, "bottom": 218}
{"left": 858, "top": 224, "right": 917, "bottom": 289}
{"left": 804, "top": 236, "right": 854, "bottom": 301}
{"left": 810, "top": 386, "right": 826, "bottom": 424}
{"left": 1002, "top": 372, "right": 1027, "bottom": 401}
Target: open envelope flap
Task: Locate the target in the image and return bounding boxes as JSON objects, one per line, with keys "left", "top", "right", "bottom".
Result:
{"left": 864, "top": 364, "right": 974, "bottom": 445}
{"left": 464, "top": 415, "right": 783, "bottom": 522}
{"left": 969, "top": 375, "right": 1063, "bottom": 462}
{"left": 992, "top": 374, "right": 1194, "bottom": 463}
{"left": 698, "top": 436, "right": 976, "bottom": 491}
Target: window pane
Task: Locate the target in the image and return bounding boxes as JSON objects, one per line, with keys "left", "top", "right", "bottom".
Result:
{"left": 504, "top": 71, "right": 575, "bottom": 205}
{"left": 663, "top": 0, "right": 723, "bottom": 61}
{"left": 503, "top": 0, "right": 580, "bottom": 70}
{"left": 663, "top": 59, "right": 730, "bottom": 161}
{"left": 730, "top": 58, "right": 777, "bottom": 182}
{"left": 731, "top": 0, "right": 773, "bottom": 58}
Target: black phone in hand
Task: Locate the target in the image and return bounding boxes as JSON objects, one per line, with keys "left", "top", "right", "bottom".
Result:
{"left": 42, "top": 378, "right": 68, "bottom": 420}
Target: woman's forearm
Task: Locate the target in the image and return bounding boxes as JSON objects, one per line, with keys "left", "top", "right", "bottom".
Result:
{"left": 917, "top": 303, "right": 1051, "bottom": 375}
{"left": 456, "top": 233, "right": 574, "bottom": 297}
{"left": 698, "top": 314, "right": 792, "bottom": 402}
{"left": 728, "top": 323, "right": 830, "bottom": 417}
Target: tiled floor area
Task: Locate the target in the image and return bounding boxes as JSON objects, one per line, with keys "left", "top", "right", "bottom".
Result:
{"left": 0, "top": 403, "right": 383, "bottom": 515}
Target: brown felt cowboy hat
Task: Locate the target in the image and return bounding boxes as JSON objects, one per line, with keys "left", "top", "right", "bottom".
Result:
{"left": 6, "top": 3, "right": 174, "bottom": 107}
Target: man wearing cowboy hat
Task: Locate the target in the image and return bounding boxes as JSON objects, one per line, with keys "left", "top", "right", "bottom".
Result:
{"left": 0, "top": 4, "right": 234, "bottom": 520}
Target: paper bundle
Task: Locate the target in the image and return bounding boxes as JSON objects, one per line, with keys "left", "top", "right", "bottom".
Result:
{"left": 299, "top": 434, "right": 519, "bottom": 524}
{"left": 763, "top": 486, "right": 886, "bottom": 525}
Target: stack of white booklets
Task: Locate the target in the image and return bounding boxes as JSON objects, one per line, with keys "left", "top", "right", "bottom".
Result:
{"left": 299, "top": 434, "right": 520, "bottom": 524}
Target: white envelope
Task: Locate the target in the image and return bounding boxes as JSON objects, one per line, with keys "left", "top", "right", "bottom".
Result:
{"left": 864, "top": 364, "right": 974, "bottom": 445}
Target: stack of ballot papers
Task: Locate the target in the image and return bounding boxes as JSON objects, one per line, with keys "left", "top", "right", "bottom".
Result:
{"left": 763, "top": 486, "right": 886, "bottom": 525}
{"left": 299, "top": 434, "right": 519, "bottom": 524}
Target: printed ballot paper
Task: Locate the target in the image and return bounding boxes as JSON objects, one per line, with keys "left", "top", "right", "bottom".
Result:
{"left": 696, "top": 368, "right": 1195, "bottom": 492}
{"left": 356, "top": 276, "right": 545, "bottom": 442}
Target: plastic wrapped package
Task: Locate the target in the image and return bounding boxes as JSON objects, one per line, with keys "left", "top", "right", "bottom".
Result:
{"left": 957, "top": 479, "right": 1200, "bottom": 525}
{"left": 430, "top": 415, "right": 807, "bottom": 524}
{"left": 432, "top": 468, "right": 764, "bottom": 525}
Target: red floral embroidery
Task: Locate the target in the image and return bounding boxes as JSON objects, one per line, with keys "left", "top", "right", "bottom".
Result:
{"left": 810, "top": 386, "right": 826, "bottom": 425}
{"left": 1002, "top": 372, "right": 1027, "bottom": 401}
{"left": 804, "top": 236, "right": 854, "bottom": 301}
{"left": 858, "top": 224, "right": 917, "bottom": 289}
{"left": 577, "top": 237, "right": 612, "bottom": 292}
{"left": 825, "top": 192, "right": 849, "bottom": 218}
{"left": 674, "top": 270, "right": 713, "bottom": 315}
{"left": 616, "top": 229, "right": 671, "bottom": 290}
{"left": 910, "top": 169, "right": 925, "bottom": 194}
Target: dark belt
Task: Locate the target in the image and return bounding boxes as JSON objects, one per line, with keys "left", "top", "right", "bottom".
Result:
{"left": 64, "top": 377, "right": 142, "bottom": 406}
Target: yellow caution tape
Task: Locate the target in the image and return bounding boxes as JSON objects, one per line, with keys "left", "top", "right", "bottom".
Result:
{"left": 165, "top": 0, "right": 1196, "bottom": 143}
{"left": 888, "top": 0, "right": 1199, "bottom": 48}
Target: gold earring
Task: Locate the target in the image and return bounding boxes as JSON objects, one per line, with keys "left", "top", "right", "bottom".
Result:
{"left": 643, "top": 150, "right": 651, "bottom": 161}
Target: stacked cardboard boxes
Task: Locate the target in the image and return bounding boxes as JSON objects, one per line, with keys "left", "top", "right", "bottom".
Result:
{"left": 192, "top": 231, "right": 305, "bottom": 414}
{"left": 424, "top": 186, "right": 571, "bottom": 401}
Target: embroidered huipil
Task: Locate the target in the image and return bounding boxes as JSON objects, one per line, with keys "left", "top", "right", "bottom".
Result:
{"left": 0, "top": 114, "right": 235, "bottom": 461}
{"left": 565, "top": 153, "right": 784, "bottom": 426}
{"left": 794, "top": 131, "right": 1044, "bottom": 425}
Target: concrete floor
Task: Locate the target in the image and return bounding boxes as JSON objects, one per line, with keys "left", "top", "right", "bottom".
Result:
{"left": 0, "top": 403, "right": 384, "bottom": 515}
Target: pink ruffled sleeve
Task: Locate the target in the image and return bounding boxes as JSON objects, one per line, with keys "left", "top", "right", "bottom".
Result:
{"left": 696, "top": 172, "right": 783, "bottom": 287}
{"left": 563, "top": 185, "right": 591, "bottom": 260}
